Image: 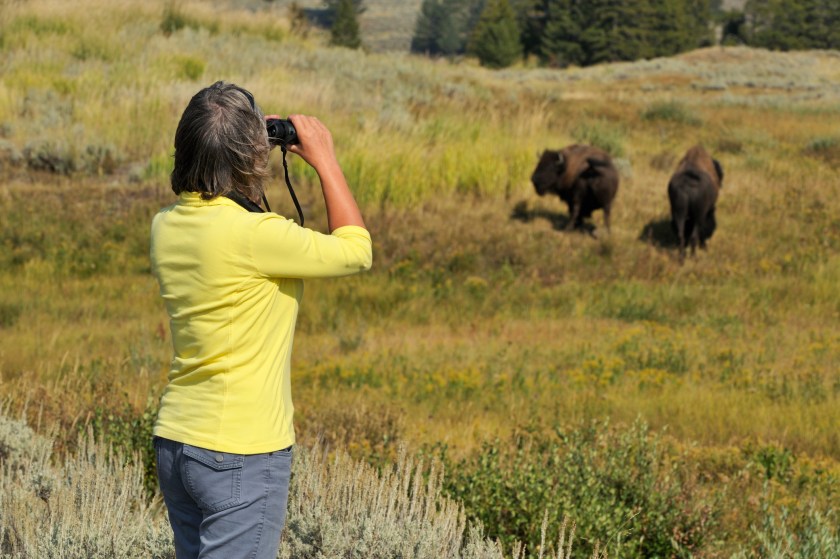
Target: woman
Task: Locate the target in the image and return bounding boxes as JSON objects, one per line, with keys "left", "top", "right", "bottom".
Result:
{"left": 150, "top": 81, "right": 372, "bottom": 558}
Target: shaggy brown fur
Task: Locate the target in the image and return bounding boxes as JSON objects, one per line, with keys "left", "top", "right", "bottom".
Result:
{"left": 530, "top": 144, "right": 619, "bottom": 235}
{"left": 668, "top": 145, "right": 724, "bottom": 262}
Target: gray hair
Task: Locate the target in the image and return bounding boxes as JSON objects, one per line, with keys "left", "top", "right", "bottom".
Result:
{"left": 171, "top": 81, "right": 270, "bottom": 201}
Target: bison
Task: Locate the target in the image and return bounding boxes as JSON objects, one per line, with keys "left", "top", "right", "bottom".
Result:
{"left": 668, "top": 145, "right": 723, "bottom": 262}
{"left": 530, "top": 144, "right": 619, "bottom": 235}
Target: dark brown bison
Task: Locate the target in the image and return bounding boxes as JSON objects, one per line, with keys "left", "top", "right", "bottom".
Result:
{"left": 668, "top": 145, "right": 723, "bottom": 262}
{"left": 531, "top": 144, "right": 619, "bottom": 234}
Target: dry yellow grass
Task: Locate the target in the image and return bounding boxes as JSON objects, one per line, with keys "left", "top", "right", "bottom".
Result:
{"left": 1, "top": 1, "right": 839, "bottom": 555}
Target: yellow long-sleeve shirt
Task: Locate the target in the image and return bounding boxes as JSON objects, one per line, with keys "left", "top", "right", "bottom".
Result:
{"left": 150, "top": 191, "right": 372, "bottom": 454}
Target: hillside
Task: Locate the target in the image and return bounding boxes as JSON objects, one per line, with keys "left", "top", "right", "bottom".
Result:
{"left": 220, "top": 0, "right": 424, "bottom": 51}
{"left": 1, "top": 0, "right": 839, "bottom": 556}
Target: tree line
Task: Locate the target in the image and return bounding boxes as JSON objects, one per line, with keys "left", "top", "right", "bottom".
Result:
{"left": 407, "top": 0, "right": 840, "bottom": 68}
{"left": 317, "top": 0, "right": 840, "bottom": 66}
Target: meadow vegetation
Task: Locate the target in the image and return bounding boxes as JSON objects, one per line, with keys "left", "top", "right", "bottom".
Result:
{"left": 1, "top": 0, "right": 839, "bottom": 557}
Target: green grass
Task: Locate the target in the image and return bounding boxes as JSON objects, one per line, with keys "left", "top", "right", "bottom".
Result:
{"left": 1, "top": 1, "right": 840, "bottom": 557}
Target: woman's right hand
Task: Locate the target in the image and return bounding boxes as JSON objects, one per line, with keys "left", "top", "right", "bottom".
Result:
{"left": 284, "top": 114, "right": 365, "bottom": 231}
{"left": 285, "top": 114, "right": 339, "bottom": 175}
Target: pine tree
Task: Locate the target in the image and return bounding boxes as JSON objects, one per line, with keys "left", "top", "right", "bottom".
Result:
{"left": 468, "top": 0, "right": 523, "bottom": 68}
{"left": 539, "top": 0, "right": 715, "bottom": 67}
{"left": 577, "top": 0, "right": 622, "bottom": 64}
{"left": 684, "top": 0, "right": 714, "bottom": 48}
{"left": 618, "top": 0, "right": 662, "bottom": 60}
{"left": 645, "top": 0, "right": 687, "bottom": 57}
{"left": 511, "top": 0, "right": 549, "bottom": 58}
{"left": 436, "top": 0, "right": 463, "bottom": 54}
{"left": 540, "top": 0, "right": 584, "bottom": 67}
{"left": 411, "top": 0, "right": 461, "bottom": 55}
{"left": 719, "top": 9, "right": 748, "bottom": 45}
{"left": 412, "top": 0, "right": 444, "bottom": 53}
{"left": 324, "top": 0, "right": 365, "bottom": 17}
{"left": 330, "top": 0, "right": 362, "bottom": 49}
{"left": 828, "top": 0, "right": 840, "bottom": 48}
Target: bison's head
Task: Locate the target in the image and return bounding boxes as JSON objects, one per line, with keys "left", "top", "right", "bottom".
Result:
{"left": 531, "top": 150, "right": 566, "bottom": 196}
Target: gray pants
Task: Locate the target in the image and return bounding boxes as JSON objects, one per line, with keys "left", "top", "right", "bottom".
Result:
{"left": 155, "top": 437, "right": 292, "bottom": 559}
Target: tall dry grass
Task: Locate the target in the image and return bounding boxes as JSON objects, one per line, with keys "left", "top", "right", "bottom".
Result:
{"left": 1, "top": 0, "right": 839, "bottom": 555}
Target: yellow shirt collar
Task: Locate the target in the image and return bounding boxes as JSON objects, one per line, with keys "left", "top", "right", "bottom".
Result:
{"left": 178, "top": 191, "right": 243, "bottom": 208}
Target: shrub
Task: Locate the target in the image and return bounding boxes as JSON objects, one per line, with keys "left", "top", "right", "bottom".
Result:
{"left": 734, "top": 505, "right": 840, "bottom": 559}
{"left": 20, "top": 140, "right": 119, "bottom": 175}
{"left": 641, "top": 101, "right": 701, "bottom": 126}
{"left": 330, "top": 0, "right": 362, "bottom": 49}
{"left": 83, "top": 398, "right": 159, "bottom": 498}
{"left": 468, "top": 0, "right": 522, "bottom": 69}
{"left": 803, "top": 137, "right": 840, "bottom": 167}
{"left": 78, "top": 143, "right": 120, "bottom": 175}
{"left": 2, "top": 409, "right": 575, "bottom": 559}
{"left": 173, "top": 55, "right": 205, "bottom": 81}
{"left": 0, "top": 413, "right": 170, "bottom": 558}
{"left": 572, "top": 122, "right": 625, "bottom": 158}
{"left": 160, "top": 0, "right": 188, "bottom": 35}
{"left": 442, "top": 420, "right": 717, "bottom": 558}
{"left": 0, "top": 412, "right": 52, "bottom": 470}
{"left": 0, "top": 139, "right": 23, "bottom": 168}
{"left": 23, "top": 139, "right": 76, "bottom": 174}
{"left": 0, "top": 302, "right": 22, "bottom": 328}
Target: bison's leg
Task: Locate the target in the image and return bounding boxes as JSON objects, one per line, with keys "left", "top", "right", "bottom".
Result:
{"left": 668, "top": 182, "right": 688, "bottom": 263}
{"left": 565, "top": 200, "right": 581, "bottom": 231}
{"left": 602, "top": 204, "right": 612, "bottom": 235}
{"left": 699, "top": 207, "right": 717, "bottom": 250}
{"left": 689, "top": 224, "right": 700, "bottom": 257}
{"left": 687, "top": 198, "right": 707, "bottom": 257}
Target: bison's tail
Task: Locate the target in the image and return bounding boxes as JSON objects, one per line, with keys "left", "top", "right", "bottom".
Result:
{"left": 681, "top": 169, "right": 705, "bottom": 183}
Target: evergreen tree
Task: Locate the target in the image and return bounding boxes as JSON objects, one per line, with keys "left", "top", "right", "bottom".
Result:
{"left": 604, "top": 0, "right": 658, "bottom": 61}
{"left": 828, "top": 1, "right": 840, "bottom": 48}
{"left": 412, "top": 0, "right": 444, "bottom": 54}
{"left": 540, "top": 0, "right": 584, "bottom": 66}
{"left": 458, "top": 0, "right": 489, "bottom": 51}
{"left": 577, "top": 0, "right": 633, "bottom": 64}
{"left": 324, "top": 0, "right": 365, "bottom": 16}
{"left": 468, "top": 0, "right": 523, "bottom": 68}
{"left": 719, "top": 9, "right": 747, "bottom": 45}
{"left": 742, "top": 0, "right": 840, "bottom": 50}
{"left": 411, "top": 0, "right": 461, "bottom": 55}
{"left": 645, "top": 0, "right": 688, "bottom": 57}
{"left": 411, "top": 0, "right": 484, "bottom": 57}
{"left": 330, "top": 0, "right": 362, "bottom": 49}
{"left": 511, "top": 0, "right": 548, "bottom": 58}
{"left": 685, "top": 0, "right": 714, "bottom": 47}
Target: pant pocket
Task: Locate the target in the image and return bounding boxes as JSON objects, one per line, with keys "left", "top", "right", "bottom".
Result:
{"left": 182, "top": 444, "right": 245, "bottom": 513}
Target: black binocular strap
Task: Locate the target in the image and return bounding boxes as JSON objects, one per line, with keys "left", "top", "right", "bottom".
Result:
{"left": 227, "top": 148, "right": 305, "bottom": 227}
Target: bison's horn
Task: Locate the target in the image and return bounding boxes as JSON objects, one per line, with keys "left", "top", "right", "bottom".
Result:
{"left": 556, "top": 152, "right": 565, "bottom": 166}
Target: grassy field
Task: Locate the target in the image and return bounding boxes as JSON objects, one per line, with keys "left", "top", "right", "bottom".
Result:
{"left": 1, "top": 0, "right": 839, "bottom": 557}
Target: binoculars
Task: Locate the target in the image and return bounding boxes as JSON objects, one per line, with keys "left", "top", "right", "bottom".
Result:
{"left": 266, "top": 118, "right": 299, "bottom": 147}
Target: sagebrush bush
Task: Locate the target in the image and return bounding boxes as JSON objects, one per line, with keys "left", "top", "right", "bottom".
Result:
{"left": 571, "top": 121, "right": 625, "bottom": 158}
{"left": 0, "top": 413, "right": 171, "bottom": 558}
{"left": 1, "top": 410, "right": 601, "bottom": 559}
{"left": 734, "top": 505, "right": 840, "bottom": 559}
{"left": 640, "top": 101, "right": 701, "bottom": 126}
{"left": 803, "top": 137, "right": 840, "bottom": 166}
{"left": 85, "top": 398, "right": 159, "bottom": 498}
